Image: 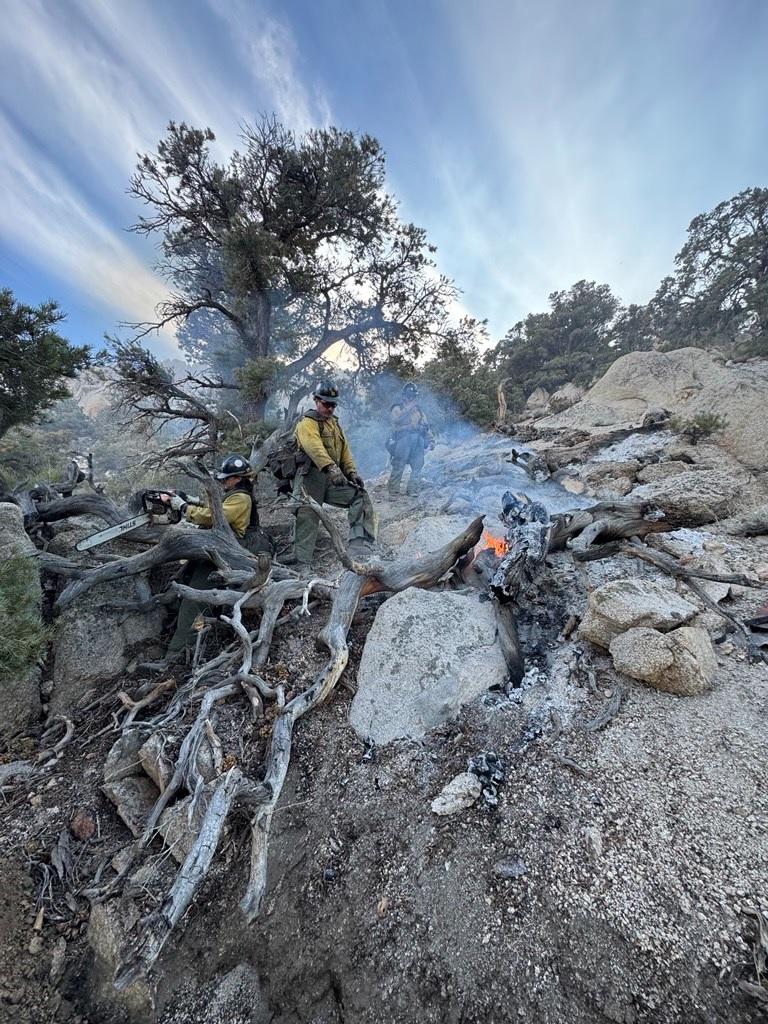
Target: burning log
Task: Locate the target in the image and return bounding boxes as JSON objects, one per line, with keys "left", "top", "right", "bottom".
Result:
{"left": 490, "top": 491, "right": 552, "bottom": 602}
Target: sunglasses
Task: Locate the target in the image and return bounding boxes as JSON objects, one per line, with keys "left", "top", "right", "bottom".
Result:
{"left": 316, "top": 398, "right": 337, "bottom": 408}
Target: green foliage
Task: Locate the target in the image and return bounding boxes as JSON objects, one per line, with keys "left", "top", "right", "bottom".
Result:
{"left": 131, "top": 118, "right": 460, "bottom": 409}
{"left": 235, "top": 358, "right": 280, "bottom": 402}
{"left": 649, "top": 187, "right": 768, "bottom": 353}
{"left": 488, "top": 281, "right": 623, "bottom": 415}
{"left": 219, "top": 418, "right": 277, "bottom": 456}
{"left": 0, "top": 289, "right": 90, "bottom": 438}
{"left": 670, "top": 412, "right": 729, "bottom": 445}
{"left": 0, "top": 555, "right": 49, "bottom": 683}
{"left": 421, "top": 326, "right": 497, "bottom": 428}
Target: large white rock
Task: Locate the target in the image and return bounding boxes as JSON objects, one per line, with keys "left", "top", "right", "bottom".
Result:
{"left": 609, "top": 626, "right": 717, "bottom": 696}
{"left": 630, "top": 469, "right": 742, "bottom": 526}
{"left": 579, "top": 578, "right": 698, "bottom": 649}
{"left": 536, "top": 347, "right": 768, "bottom": 471}
{"left": 51, "top": 579, "right": 163, "bottom": 714}
{"left": 397, "top": 516, "right": 472, "bottom": 561}
{"left": 0, "top": 502, "right": 43, "bottom": 732}
{"left": 349, "top": 588, "right": 509, "bottom": 743}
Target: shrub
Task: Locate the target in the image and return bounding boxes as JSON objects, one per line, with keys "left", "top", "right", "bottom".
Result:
{"left": 670, "top": 412, "right": 729, "bottom": 445}
{"left": 0, "top": 555, "right": 49, "bottom": 682}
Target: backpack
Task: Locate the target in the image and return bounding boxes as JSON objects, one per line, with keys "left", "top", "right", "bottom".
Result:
{"left": 265, "top": 413, "right": 336, "bottom": 489}
{"left": 266, "top": 436, "right": 309, "bottom": 483}
{"left": 230, "top": 481, "right": 275, "bottom": 555}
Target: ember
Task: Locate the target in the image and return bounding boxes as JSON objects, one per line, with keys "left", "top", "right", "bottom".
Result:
{"left": 480, "top": 530, "right": 508, "bottom": 558}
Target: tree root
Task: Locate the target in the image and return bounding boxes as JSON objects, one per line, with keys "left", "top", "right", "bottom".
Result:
{"left": 84, "top": 514, "right": 485, "bottom": 988}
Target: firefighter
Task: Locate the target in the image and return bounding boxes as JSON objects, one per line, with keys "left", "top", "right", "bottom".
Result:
{"left": 142, "top": 454, "right": 267, "bottom": 668}
{"left": 285, "top": 379, "right": 377, "bottom": 566}
{"left": 387, "top": 382, "right": 433, "bottom": 495}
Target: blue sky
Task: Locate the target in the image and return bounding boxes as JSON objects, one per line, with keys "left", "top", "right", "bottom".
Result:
{"left": 1, "top": 0, "right": 766, "bottom": 358}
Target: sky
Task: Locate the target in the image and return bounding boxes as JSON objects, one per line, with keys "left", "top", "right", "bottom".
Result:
{"left": 1, "top": 0, "right": 767, "bottom": 358}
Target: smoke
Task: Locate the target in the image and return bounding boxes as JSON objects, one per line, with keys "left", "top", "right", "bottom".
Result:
{"left": 313, "top": 372, "right": 481, "bottom": 479}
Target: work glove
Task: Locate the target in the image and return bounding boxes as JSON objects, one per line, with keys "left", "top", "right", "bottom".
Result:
{"left": 326, "top": 464, "right": 346, "bottom": 486}
{"left": 168, "top": 494, "right": 188, "bottom": 513}
{"left": 347, "top": 472, "right": 365, "bottom": 489}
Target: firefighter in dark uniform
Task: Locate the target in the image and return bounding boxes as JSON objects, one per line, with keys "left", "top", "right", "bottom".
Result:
{"left": 387, "top": 382, "right": 433, "bottom": 495}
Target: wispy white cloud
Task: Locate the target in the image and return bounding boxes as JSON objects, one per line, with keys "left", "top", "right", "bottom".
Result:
{"left": 0, "top": 0, "right": 333, "bottom": 352}
{"left": 0, "top": 112, "right": 174, "bottom": 350}
{"left": 206, "top": 0, "right": 332, "bottom": 134}
{"left": 431, "top": 0, "right": 763, "bottom": 337}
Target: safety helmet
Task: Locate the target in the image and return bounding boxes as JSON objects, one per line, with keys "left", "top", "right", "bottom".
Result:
{"left": 215, "top": 453, "right": 251, "bottom": 480}
{"left": 314, "top": 379, "right": 340, "bottom": 405}
{"left": 401, "top": 381, "right": 419, "bottom": 398}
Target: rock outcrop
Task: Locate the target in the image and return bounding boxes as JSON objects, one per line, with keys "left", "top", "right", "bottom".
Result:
{"left": 47, "top": 518, "right": 163, "bottom": 714}
{"left": 0, "top": 502, "right": 43, "bottom": 732}
{"left": 579, "top": 578, "right": 698, "bottom": 648}
{"left": 536, "top": 347, "right": 768, "bottom": 471}
{"left": 629, "top": 469, "right": 743, "bottom": 526}
{"left": 349, "top": 588, "right": 509, "bottom": 743}
{"left": 609, "top": 625, "right": 717, "bottom": 695}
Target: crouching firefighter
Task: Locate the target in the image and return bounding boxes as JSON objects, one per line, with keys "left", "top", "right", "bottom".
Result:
{"left": 386, "top": 382, "right": 433, "bottom": 495}
{"left": 283, "top": 380, "right": 377, "bottom": 566}
{"left": 150, "top": 454, "right": 272, "bottom": 666}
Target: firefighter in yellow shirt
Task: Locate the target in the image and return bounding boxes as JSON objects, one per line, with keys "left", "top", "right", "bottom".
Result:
{"left": 154, "top": 454, "right": 263, "bottom": 662}
{"left": 286, "top": 380, "right": 377, "bottom": 565}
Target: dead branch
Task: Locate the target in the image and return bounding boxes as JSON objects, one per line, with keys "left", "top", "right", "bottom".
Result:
{"left": 296, "top": 488, "right": 369, "bottom": 574}
{"left": 118, "top": 679, "right": 177, "bottom": 732}
{"left": 572, "top": 538, "right": 763, "bottom": 636}
{"left": 36, "top": 716, "right": 75, "bottom": 764}
{"left": 549, "top": 500, "right": 669, "bottom": 552}
{"left": 48, "top": 522, "right": 260, "bottom": 611}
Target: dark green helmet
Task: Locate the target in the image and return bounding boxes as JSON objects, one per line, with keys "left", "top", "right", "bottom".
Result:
{"left": 215, "top": 453, "right": 251, "bottom": 479}
{"left": 314, "top": 379, "right": 340, "bottom": 404}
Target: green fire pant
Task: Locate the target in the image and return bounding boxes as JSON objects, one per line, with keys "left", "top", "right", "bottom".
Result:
{"left": 292, "top": 465, "right": 377, "bottom": 563}
{"left": 167, "top": 559, "right": 216, "bottom": 654}
{"left": 388, "top": 431, "right": 425, "bottom": 494}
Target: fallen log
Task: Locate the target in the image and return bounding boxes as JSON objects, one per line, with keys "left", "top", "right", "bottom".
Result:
{"left": 43, "top": 520, "right": 259, "bottom": 611}
{"left": 549, "top": 499, "right": 669, "bottom": 551}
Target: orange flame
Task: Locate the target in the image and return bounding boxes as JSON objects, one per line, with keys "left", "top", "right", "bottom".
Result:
{"left": 480, "top": 530, "right": 508, "bottom": 558}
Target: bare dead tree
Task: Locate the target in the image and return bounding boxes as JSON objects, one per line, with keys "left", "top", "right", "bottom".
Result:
{"left": 108, "top": 341, "right": 229, "bottom": 465}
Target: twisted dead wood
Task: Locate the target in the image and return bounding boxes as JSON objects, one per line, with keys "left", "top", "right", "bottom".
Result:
{"left": 111, "top": 514, "right": 485, "bottom": 986}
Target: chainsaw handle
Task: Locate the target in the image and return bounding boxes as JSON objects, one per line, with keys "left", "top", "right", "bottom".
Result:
{"left": 141, "top": 490, "right": 182, "bottom": 523}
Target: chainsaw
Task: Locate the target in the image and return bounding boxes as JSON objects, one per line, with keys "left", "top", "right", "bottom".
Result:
{"left": 75, "top": 490, "right": 192, "bottom": 552}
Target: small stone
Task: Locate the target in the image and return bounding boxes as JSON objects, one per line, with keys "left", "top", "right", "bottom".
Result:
{"left": 28, "top": 934, "right": 44, "bottom": 955}
{"left": 561, "top": 477, "right": 585, "bottom": 495}
{"left": 493, "top": 857, "right": 527, "bottom": 880}
{"left": 584, "top": 826, "right": 603, "bottom": 862}
{"left": 49, "top": 937, "right": 67, "bottom": 984}
{"left": 100, "top": 777, "right": 159, "bottom": 837}
{"left": 70, "top": 808, "right": 96, "bottom": 841}
{"left": 430, "top": 773, "right": 482, "bottom": 816}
